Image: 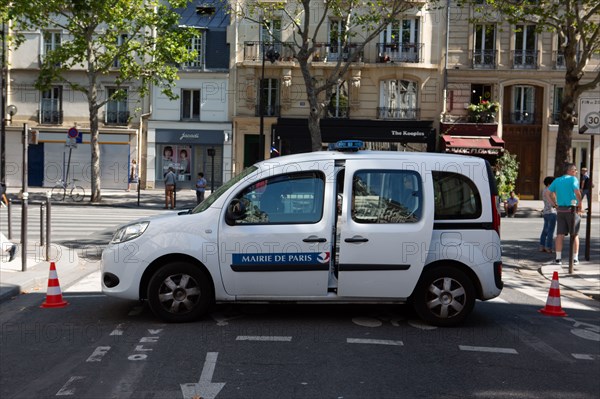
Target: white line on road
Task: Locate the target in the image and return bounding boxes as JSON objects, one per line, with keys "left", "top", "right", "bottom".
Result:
{"left": 572, "top": 353, "right": 596, "bottom": 360}
{"left": 459, "top": 345, "right": 518, "bottom": 354}
{"left": 110, "top": 324, "right": 125, "bottom": 336}
{"left": 86, "top": 346, "right": 111, "bottom": 362}
{"left": 56, "top": 376, "right": 85, "bottom": 396}
{"left": 236, "top": 336, "right": 292, "bottom": 342}
{"left": 347, "top": 338, "right": 404, "bottom": 346}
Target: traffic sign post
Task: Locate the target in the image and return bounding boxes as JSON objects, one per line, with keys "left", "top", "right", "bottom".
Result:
{"left": 578, "top": 97, "right": 599, "bottom": 261}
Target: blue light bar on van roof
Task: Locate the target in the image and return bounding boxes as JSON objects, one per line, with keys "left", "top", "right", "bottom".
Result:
{"left": 328, "top": 140, "right": 364, "bottom": 152}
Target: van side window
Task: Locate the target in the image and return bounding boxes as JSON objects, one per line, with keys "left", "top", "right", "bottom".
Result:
{"left": 233, "top": 171, "right": 325, "bottom": 224}
{"left": 352, "top": 170, "right": 422, "bottom": 223}
{"left": 433, "top": 171, "right": 482, "bottom": 219}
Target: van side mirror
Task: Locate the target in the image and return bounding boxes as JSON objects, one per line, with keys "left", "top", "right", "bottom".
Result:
{"left": 226, "top": 198, "right": 248, "bottom": 223}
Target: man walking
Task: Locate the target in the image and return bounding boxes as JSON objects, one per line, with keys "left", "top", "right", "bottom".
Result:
{"left": 545, "top": 163, "right": 583, "bottom": 265}
{"left": 195, "top": 172, "right": 207, "bottom": 204}
{"left": 580, "top": 167, "right": 591, "bottom": 210}
{"left": 164, "top": 167, "right": 176, "bottom": 209}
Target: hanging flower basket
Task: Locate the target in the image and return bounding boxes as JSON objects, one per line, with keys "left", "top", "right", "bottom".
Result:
{"left": 467, "top": 100, "right": 500, "bottom": 123}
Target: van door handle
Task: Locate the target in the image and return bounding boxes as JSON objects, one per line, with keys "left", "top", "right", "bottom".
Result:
{"left": 345, "top": 236, "right": 369, "bottom": 243}
{"left": 303, "top": 236, "right": 327, "bottom": 243}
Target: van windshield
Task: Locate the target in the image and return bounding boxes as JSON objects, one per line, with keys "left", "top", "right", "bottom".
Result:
{"left": 190, "top": 166, "right": 258, "bottom": 214}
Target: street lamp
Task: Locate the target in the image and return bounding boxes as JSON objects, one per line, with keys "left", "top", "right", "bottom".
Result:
{"left": 258, "top": 42, "right": 279, "bottom": 161}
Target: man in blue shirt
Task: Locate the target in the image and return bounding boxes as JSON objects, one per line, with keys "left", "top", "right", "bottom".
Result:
{"left": 545, "top": 163, "right": 582, "bottom": 265}
{"left": 195, "top": 172, "right": 207, "bottom": 204}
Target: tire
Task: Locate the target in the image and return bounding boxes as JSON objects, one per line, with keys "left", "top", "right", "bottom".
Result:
{"left": 71, "top": 186, "right": 85, "bottom": 202}
{"left": 147, "top": 262, "right": 213, "bottom": 323}
{"left": 412, "top": 266, "right": 475, "bottom": 327}
{"left": 51, "top": 186, "right": 66, "bottom": 202}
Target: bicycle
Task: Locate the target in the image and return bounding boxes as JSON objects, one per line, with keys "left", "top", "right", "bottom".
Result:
{"left": 51, "top": 179, "right": 85, "bottom": 202}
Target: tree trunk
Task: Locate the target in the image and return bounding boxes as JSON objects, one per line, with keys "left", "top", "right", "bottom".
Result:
{"left": 553, "top": 59, "right": 579, "bottom": 176}
{"left": 299, "top": 57, "right": 323, "bottom": 152}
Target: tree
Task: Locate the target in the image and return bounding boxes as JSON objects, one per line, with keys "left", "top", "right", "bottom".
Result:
{"left": 462, "top": 0, "right": 600, "bottom": 176}
{"left": 239, "top": 0, "right": 434, "bottom": 152}
{"left": 6, "top": 0, "right": 197, "bottom": 202}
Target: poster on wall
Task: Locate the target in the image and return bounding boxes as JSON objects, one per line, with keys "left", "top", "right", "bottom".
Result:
{"left": 160, "top": 144, "right": 192, "bottom": 181}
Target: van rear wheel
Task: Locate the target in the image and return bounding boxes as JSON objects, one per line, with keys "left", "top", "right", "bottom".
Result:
{"left": 412, "top": 266, "right": 475, "bottom": 327}
{"left": 147, "top": 262, "right": 213, "bottom": 323}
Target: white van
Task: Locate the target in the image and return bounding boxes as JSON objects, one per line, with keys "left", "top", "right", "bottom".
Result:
{"left": 102, "top": 141, "right": 503, "bottom": 326}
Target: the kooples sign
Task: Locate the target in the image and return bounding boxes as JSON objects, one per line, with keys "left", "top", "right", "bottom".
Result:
{"left": 391, "top": 130, "right": 427, "bottom": 138}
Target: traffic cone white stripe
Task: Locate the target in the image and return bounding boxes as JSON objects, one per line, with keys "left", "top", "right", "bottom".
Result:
{"left": 539, "top": 271, "right": 567, "bottom": 317}
{"left": 40, "top": 262, "right": 69, "bottom": 309}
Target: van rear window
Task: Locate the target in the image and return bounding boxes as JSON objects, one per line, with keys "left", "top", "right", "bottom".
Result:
{"left": 433, "top": 171, "right": 482, "bottom": 219}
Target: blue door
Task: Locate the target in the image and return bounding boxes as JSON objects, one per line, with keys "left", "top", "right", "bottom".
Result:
{"left": 28, "top": 144, "right": 44, "bottom": 186}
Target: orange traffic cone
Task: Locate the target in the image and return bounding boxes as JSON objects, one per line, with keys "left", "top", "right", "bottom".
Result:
{"left": 539, "top": 271, "right": 567, "bottom": 317}
{"left": 40, "top": 262, "right": 69, "bottom": 308}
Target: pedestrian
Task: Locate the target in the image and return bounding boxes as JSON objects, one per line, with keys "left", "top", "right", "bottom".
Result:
{"left": 1, "top": 231, "right": 17, "bottom": 262}
{"left": 127, "top": 159, "right": 138, "bottom": 192}
{"left": 545, "top": 163, "right": 583, "bottom": 265}
{"left": 1, "top": 182, "right": 8, "bottom": 207}
{"left": 504, "top": 191, "right": 519, "bottom": 217}
{"left": 580, "top": 167, "right": 591, "bottom": 210}
{"left": 539, "top": 176, "right": 557, "bottom": 253}
{"left": 164, "top": 167, "right": 176, "bottom": 209}
{"left": 195, "top": 172, "right": 207, "bottom": 204}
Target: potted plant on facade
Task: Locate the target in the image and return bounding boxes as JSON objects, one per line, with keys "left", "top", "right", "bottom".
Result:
{"left": 467, "top": 100, "right": 500, "bottom": 123}
{"left": 493, "top": 150, "right": 519, "bottom": 201}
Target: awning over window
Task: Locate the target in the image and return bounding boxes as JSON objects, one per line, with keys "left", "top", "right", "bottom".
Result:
{"left": 441, "top": 135, "right": 504, "bottom": 156}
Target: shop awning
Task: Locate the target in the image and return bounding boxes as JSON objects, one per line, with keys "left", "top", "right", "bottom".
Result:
{"left": 441, "top": 135, "right": 504, "bottom": 156}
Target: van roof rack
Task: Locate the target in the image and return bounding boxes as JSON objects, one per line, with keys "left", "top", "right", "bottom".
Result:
{"left": 328, "top": 140, "right": 364, "bottom": 152}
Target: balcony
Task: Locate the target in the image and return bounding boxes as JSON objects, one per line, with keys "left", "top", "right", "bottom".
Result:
{"left": 105, "top": 110, "right": 130, "bottom": 125}
{"left": 325, "top": 105, "right": 349, "bottom": 119}
{"left": 375, "top": 43, "right": 422, "bottom": 63}
{"left": 38, "top": 109, "right": 63, "bottom": 125}
{"left": 255, "top": 104, "right": 281, "bottom": 117}
{"left": 377, "top": 107, "right": 420, "bottom": 120}
{"left": 472, "top": 49, "right": 496, "bottom": 69}
{"left": 513, "top": 50, "right": 538, "bottom": 69}
{"left": 312, "top": 42, "right": 364, "bottom": 63}
{"left": 243, "top": 42, "right": 295, "bottom": 62}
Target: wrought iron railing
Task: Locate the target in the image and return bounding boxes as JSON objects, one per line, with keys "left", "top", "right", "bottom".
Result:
{"left": 39, "top": 109, "right": 63, "bottom": 124}
{"left": 375, "top": 42, "right": 422, "bottom": 63}
{"left": 311, "top": 42, "right": 364, "bottom": 63}
{"left": 513, "top": 50, "right": 537, "bottom": 69}
{"left": 472, "top": 49, "right": 496, "bottom": 68}
{"left": 243, "top": 41, "right": 295, "bottom": 62}
{"left": 106, "top": 110, "right": 130, "bottom": 125}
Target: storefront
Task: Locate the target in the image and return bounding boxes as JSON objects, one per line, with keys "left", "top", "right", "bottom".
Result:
{"left": 24, "top": 129, "right": 134, "bottom": 189}
{"left": 271, "top": 118, "right": 437, "bottom": 155}
{"left": 149, "top": 126, "right": 232, "bottom": 189}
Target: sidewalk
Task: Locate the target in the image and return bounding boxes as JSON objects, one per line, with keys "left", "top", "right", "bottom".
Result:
{"left": 1, "top": 191, "right": 598, "bottom": 303}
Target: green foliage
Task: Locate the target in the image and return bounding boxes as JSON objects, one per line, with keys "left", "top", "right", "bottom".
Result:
{"left": 494, "top": 151, "right": 519, "bottom": 197}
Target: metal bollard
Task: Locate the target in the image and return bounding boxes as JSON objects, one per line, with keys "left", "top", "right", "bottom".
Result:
{"left": 45, "top": 194, "right": 51, "bottom": 261}
{"left": 40, "top": 202, "right": 45, "bottom": 246}
{"left": 7, "top": 198, "right": 12, "bottom": 239}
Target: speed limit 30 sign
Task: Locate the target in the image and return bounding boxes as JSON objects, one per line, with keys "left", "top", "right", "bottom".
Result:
{"left": 579, "top": 98, "right": 600, "bottom": 134}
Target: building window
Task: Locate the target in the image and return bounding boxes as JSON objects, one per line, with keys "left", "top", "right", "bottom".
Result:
{"left": 473, "top": 24, "right": 496, "bottom": 68}
{"left": 326, "top": 80, "right": 349, "bottom": 118}
{"left": 328, "top": 19, "right": 348, "bottom": 61}
{"left": 113, "top": 34, "right": 128, "bottom": 68}
{"left": 552, "top": 86, "right": 563, "bottom": 124}
{"left": 40, "top": 87, "right": 62, "bottom": 124}
{"left": 378, "top": 80, "right": 418, "bottom": 120}
{"left": 471, "top": 84, "right": 493, "bottom": 104}
{"left": 260, "top": 18, "right": 281, "bottom": 59}
{"left": 181, "top": 89, "right": 201, "bottom": 121}
{"left": 106, "top": 88, "right": 129, "bottom": 125}
{"left": 183, "top": 33, "right": 203, "bottom": 69}
{"left": 42, "top": 31, "right": 61, "bottom": 65}
{"left": 257, "top": 78, "right": 279, "bottom": 117}
{"left": 378, "top": 19, "right": 420, "bottom": 63}
{"left": 512, "top": 85, "right": 535, "bottom": 124}
{"left": 514, "top": 24, "right": 537, "bottom": 68}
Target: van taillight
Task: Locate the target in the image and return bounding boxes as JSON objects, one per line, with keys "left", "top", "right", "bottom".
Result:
{"left": 492, "top": 195, "right": 501, "bottom": 237}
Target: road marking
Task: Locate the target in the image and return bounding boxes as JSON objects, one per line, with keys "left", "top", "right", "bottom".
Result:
{"left": 236, "top": 336, "right": 292, "bottom": 342}
{"left": 572, "top": 353, "right": 596, "bottom": 360}
{"left": 86, "top": 346, "right": 111, "bottom": 362}
{"left": 459, "top": 345, "right": 518, "bottom": 354}
{"left": 180, "top": 352, "right": 226, "bottom": 399}
{"left": 56, "top": 376, "right": 84, "bottom": 396}
{"left": 110, "top": 324, "right": 124, "bottom": 336}
{"left": 347, "top": 338, "right": 404, "bottom": 346}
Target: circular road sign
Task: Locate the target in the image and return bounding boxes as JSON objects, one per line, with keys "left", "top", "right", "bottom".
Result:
{"left": 68, "top": 127, "right": 79, "bottom": 138}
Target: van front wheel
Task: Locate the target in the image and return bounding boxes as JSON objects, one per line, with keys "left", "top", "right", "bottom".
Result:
{"left": 412, "top": 266, "right": 475, "bottom": 327}
{"left": 147, "top": 262, "right": 213, "bottom": 323}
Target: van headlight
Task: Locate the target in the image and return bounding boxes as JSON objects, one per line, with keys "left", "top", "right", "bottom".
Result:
{"left": 111, "top": 222, "right": 149, "bottom": 244}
